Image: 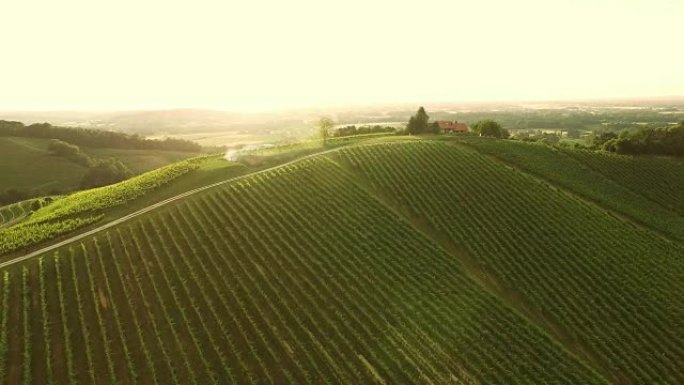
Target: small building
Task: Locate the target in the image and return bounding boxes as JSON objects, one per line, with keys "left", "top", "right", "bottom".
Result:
{"left": 437, "top": 120, "right": 468, "bottom": 133}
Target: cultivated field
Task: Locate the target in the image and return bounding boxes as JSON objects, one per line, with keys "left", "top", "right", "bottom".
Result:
{"left": 0, "top": 137, "right": 87, "bottom": 194}
{"left": 458, "top": 138, "right": 684, "bottom": 241}
{"left": 0, "top": 138, "right": 681, "bottom": 384}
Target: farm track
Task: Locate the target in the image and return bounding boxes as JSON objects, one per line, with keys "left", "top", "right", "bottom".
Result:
{"left": 0, "top": 141, "right": 413, "bottom": 270}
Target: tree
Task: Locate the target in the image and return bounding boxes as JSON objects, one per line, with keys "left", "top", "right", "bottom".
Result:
{"left": 407, "top": 107, "right": 430, "bottom": 135}
{"left": 318, "top": 117, "right": 334, "bottom": 145}
{"left": 472, "top": 120, "right": 507, "bottom": 138}
{"left": 79, "top": 159, "right": 133, "bottom": 189}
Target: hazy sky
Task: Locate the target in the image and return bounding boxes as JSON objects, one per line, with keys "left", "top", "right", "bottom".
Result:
{"left": 1, "top": 0, "right": 682, "bottom": 111}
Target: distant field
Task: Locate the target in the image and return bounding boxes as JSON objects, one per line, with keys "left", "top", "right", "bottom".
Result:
{"left": 0, "top": 137, "right": 199, "bottom": 195}
{"left": 0, "top": 137, "right": 88, "bottom": 194}
{"left": 83, "top": 147, "right": 199, "bottom": 174}
{"left": 146, "top": 131, "right": 275, "bottom": 147}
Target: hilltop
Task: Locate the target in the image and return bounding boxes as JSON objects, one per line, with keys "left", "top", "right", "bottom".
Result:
{"left": 0, "top": 136, "right": 681, "bottom": 384}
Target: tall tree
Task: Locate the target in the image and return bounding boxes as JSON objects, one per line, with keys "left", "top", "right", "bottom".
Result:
{"left": 472, "top": 120, "right": 507, "bottom": 138}
{"left": 318, "top": 117, "right": 334, "bottom": 145}
{"left": 407, "top": 107, "right": 430, "bottom": 135}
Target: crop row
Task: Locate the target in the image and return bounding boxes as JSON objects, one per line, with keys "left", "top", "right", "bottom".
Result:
{"left": 459, "top": 138, "right": 684, "bottom": 241}
{"left": 0, "top": 155, "right": 606, "bottom": 384}
{"left": 0, "top": 199, "right": 45, "bottom": 228}
{"left": 563, "top": 149, "right": 684, "bottom": 215}
{"left": 338, "top": 141, "right": 684, "bottom": 384}
{"left": 0, "top": 215, "right": 102, "bottom": 256}
{"left": 0, "top": 156, "right": 220, "bottom": 257}
{"left": 29, "top": 156, "right": 208, "bottom": 224}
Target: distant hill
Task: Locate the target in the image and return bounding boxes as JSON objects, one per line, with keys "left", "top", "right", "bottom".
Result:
{"left": 0, "top": 137, "right": 681, "bottom": 384}
{"left": 0, "top": 136, "right": 199, "bottom": 198}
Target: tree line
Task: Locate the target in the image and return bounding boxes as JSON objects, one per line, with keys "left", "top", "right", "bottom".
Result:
{"left": 333, "top": 124, "right": 396, "bottom": 137}
{"left": 48, "top": 139, "right": 134, "bottom": 189}
{"left": 405, "top": 107, "right": 509, "bottom": 138}
{"left": 590, "top": 122, "right": 684, "bottom": 156}
{"left": 0, "top": 120, "right": 202, "bottom": 152}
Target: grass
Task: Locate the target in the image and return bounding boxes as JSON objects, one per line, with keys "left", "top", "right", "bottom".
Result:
{"left": 0, "top": 137, "right": 88, "bottom": 194}
{"left": 0, "top": 136, "right": 201, "bottom": 196}
{"left": 83, "top": 147, "right": 200, "bottom": 174}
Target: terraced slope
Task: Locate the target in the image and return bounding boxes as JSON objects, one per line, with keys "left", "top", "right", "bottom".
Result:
{"left": 0, "top": 157, "right": 606, "bottom": 385}
{"left": 457, "top": 138, "right": 684, "bottom": 241}
{"left": 336, "top": 141, "right": 684, "bottom": 384}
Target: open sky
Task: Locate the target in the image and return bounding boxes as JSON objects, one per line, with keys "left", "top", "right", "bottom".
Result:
{"left": 1, "top": 0, "right": 682, "bottom": 111}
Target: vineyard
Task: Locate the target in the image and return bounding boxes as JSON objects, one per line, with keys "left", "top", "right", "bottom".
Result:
{"left": 0, "top": 156, "right": 221, "bottom": 256}
{"left": 562, "top": 149, "right": 684, "bottom": 215}
{"left": 0, "top": 199, "right": 48, "bottom": 229}
{"left": 336, "top": 141, "right": 684, "bottom": 384}
{"left": 0, "top": 139, "right": 681, "bottom": 384}
{"left": 456, "top": 138, "right": 684, "bottom": 241}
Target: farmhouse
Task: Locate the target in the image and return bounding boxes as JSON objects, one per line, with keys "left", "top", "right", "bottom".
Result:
{"left": 437, "top": 120, "right": 468, "bottom": 133}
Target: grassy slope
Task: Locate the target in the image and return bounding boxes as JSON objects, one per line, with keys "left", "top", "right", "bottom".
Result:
{"left": 0, "top": 137, "right": 88, "bottom": 193}
{"left": 0, "top": 136, "right": 200, "bottom": 195}
{"left": 0, "top": 157, "right": 606, "bottom": 385}
{"left": 335, "top": 141, "right": 684, "bottom": 384}
{"left": 82, "top": 147, "right": 199, "bottom": 174}
{"left": 455, "top": 137, "right": 684, "bottom": 242}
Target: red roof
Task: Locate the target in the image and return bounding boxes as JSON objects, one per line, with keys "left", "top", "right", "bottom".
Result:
{"left": 437, "top": 121, "right": 468, "bottom": 132}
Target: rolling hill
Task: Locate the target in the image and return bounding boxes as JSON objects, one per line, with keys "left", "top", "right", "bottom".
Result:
{"left": 0, "top": 137, "right": 200, "bottom": 197}
{"left": 0, "top": 137, "right": 88, "bottom": 194}
{"left": 0, "top": 137, "right": 681, "bottom": 384}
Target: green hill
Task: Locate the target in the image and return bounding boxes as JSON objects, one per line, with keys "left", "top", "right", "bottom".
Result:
{"left": 0, "top": 137, "right": 199, "bottom": 197}
{"left": 0, "top": 138, "right": 681, "bottom": 384}
{"left": 0, "top": 137, "right": 88, "bottom": 194}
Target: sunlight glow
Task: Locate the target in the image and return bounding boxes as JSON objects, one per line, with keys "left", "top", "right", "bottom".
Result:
{"left": 1, "top": 0, "right": 682, "bottom": 110}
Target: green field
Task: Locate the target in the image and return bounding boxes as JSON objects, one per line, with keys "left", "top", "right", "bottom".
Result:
{"left": 564, "top": 149, "right": 684, "bottom": 215}
{"left": 0, "top": 137, "right": 681, "bottom": 384}
{"left": 0, "top": 137, "right": 88, "bottom": 194}
{"left": 83, "top": 147, "right": 200, "bottom": 174}
{"left": 456, "top": 137, "right": 684, "bottom": 241}
{"left": 0, "top": 199, "right": 47, "bottom": 228}
{"left": 0, "top": 137, "right": 200, "bottom": 195}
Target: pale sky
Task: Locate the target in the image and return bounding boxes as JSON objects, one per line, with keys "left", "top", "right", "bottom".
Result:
{"left": 1, "top": 0, "right": 682, "bottom": 111}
